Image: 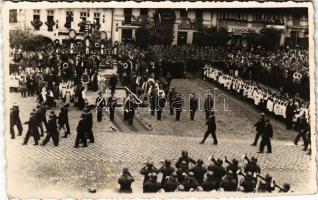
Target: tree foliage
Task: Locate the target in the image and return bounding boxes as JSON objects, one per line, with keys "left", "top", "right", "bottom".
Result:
{"left": 9, "top": 30, "right": 52, "bottom": 51}
{"left": 193, "top": 27, "right": 230, "bottom": 47}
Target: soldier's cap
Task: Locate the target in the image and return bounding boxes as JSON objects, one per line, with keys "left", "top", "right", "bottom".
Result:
{"left": 197, "top": 159, "right": 203, "bottom": 164}
{"left": 181, "top": 150, "right": 188, "bottom": 156}
{"left": 122, "top": 168, "right": 129, "bottom": 173}
{"left": 265, "top": 174, "right": 272, "bottom": 181}
{"left": 146, "top": 161, "right": 153, "bottom": 167}
{"left": 164, "top": 159, "right": 171, "bottom": 165}
{"left": 207, "top": 171, "right": 214, "bottom": 177}
{"left": 251, "top": 157, "right": 257, "bottom": 162}
{"left": 232, "top": 159, "right": 239, "bottom": 165}
{"left": 217, "top": 158, "right": 223, "bottom": 165}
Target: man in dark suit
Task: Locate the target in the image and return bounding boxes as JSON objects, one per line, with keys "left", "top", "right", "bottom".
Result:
{"left": 10, "top": 104, "right": 23, "bottom": 139}
{"left": 200, "top": 112, "right": 217, "bottom": 145}
{"left": 41, "top": 111, "right": 59, "bottom": 146}
{"left": 74, "top": 113, "right": 88, "bottom": 148}
{"left": 259, "top": 119, "right": 273, "bottom": 153}
{"left": 189, "top": 93, "right": 198, "bottom": 121}
{"left": 95, "top": 92, "right": 106, "bottom": 122}
{"left": 84, "top": 108, "right": 94, "bottom": 143}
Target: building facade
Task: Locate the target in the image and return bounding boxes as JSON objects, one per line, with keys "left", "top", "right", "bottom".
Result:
{"left": 9, "top": 8, "right": 309, "bottom": 48}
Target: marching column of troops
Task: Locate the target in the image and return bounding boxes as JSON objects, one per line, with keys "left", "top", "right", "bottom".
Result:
{"left": 117, "top": 150, "right": 290, "bottom": 193}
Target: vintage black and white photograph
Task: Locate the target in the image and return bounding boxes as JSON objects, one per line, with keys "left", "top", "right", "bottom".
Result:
{"left": 1, "top": 0, "right": 316, "bottom": 198}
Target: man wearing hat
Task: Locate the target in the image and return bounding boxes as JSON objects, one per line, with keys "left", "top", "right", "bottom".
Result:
{"left": 168, "top": 87, "right": 177, "bottom": 115}
{"left": 159, "top": 159, "right": 175, "bottom": 185}
{"left": 257, "top": 174, "right": 275, "bottom": 192}
{"left": 58, "top": 104, "right": 70, "bottom": 138}
{"left": 182, "top": 172, "right": 199, "bottom": 191}
{"left": 163, "top": 172, "right": 180, "bottom": 192}
{"left": 74, "top": 113, "right": 88, "bottom": 148}
{"left": 41, "top": 111, "right": 59, "bottom": 146}
{"left": 190, "top": 159, "right": 207, "bottom": 185}
{"left": 95, "top": 92, "right": 106, "bottom": 122}
{"left": 189, "top": 93, "right": 198, "bottom": 121}
{"left": 244, "top": 157, "right": 261, "bottom": 177}
{"left": 84, "top": 107, "right": 94, "bottom": 143}
{"left": 118, "top": 168, "right": 134, "bottom": 193}
{"left": 23, "top": 111, "right": 40, "bottom": 145}
{"left": 251, "top": 113, "right": 265, "bottom": 146}
{"left": 259, "top": 119, "right": 273, "bottom": 153}
{"left": 207, "top": 158, "right": 226, "bottom": 189}
{"left": 173, "top": 93, "right": 184, "bottom": 121}
{"left": 225, "top": 159, "right": 240, "bottom": 181}
{"left": 200, "top": 112, "right": 217, "bottom": 145}
{"left": 175, "top": 150, "right": 196, "bottom": 169}
{"left": 107, "top": 93, "right": 117, "bottom": 121}
{"left": 201, "top": 171, "right": 217, "bottom": 191}
{"left": 204, "top": 94, "right": 214, "bottom": 120}
{"left": 143, "top": 173, "right": 162, "bottom": 193}
{"left": 140, "top": 161, "right": 159, "bottom": 184}
{"left": 10, "top": 103, "right": 23, "bottom": 139}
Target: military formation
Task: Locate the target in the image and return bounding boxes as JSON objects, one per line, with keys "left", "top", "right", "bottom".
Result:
{"left": 117, "top": 151, "right": 290, "bottom": 193}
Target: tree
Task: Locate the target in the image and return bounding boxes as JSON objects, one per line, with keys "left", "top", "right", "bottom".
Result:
{"left": 9, "top": 30, "right": 52, "bottom": 51}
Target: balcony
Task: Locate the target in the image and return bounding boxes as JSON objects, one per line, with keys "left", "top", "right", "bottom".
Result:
{"left": 122, "top": 15, "right": 154, "bottom": 28}
{"left": 178, "top": 17, "right": 203, "bottom": 30}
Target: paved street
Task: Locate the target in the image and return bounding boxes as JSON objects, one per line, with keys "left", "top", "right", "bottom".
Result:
{"left": 5, "top": 78, "right": 316, "bottom": 198}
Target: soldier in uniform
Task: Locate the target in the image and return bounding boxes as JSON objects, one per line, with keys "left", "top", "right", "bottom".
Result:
{"left": 200, "top": 112, "right": 217, "bottom": 145}
{"left": 23, "top": 111, "right": 40, "bottom": 145}
{"left": 140, "top": 161, "right": 159, "bottom": 184}
{"left": 175, "top": 150, "right": 196, "bottom": 169}
{"left": 259, "top": 119, "right": 273, "bottom": 153}
{"left": 294, "top": 114, "right": 308, "bottom": 146}
{"left": 159, "top": 159, "right": 175, "bottom": 185}
{"left": 189, "top": 159, "right": 207, "bottom": 185}
{"left": 95, "top": 92, "right": 106, "bottom": 122}
{"left": 244, "top": 157, "right": 261, "bottom": 176}
{"left": 173, "top": 93, "right": 184, "bottom": 121}
{"left": 221, "top": 170, "right": 238, "bottom": 191}
{"left": 156, "top": 91, "right": 166, "bottom": 121}
{"left": 251, "top": 113, "right": 265, "bottom": 146}
{"left": 125, "top": 96, "right": 136, "bottom": 125}
{"left": 239, "top": 172, "right": 256, "bottom": 192}
{"left": 204, "top": 94, "right": 214, "bottom": 120}
{"left": 257, "top": 174, "right": 275, "bottom": 192}
{"left": 285, "top": 99, "right": 295, "bottom": 130}
{"left": 109, "top": 73, "right": 118, "bottom": 95}
{"left": 182, "top": 172, "right": 199, "bottom": 191}
{"left": 41, "top": 111, "right": 59, "bottom": 146}
{"left": 58, "top": 104, "right": 70, "bottom": 138}
{"left": 189, "top": 93, "right": 198, "bottom": 121}
{"left": 201, "top": 171, "right": 217, "bottom": 191}
{"left": 10, "top": 104, "right": 23, "bottom": 139}
{"left": 176, "top": 161, "right": 189, "bottom": 184}
{"left": 84, "top": 108, "right": 94, "bottom": 143}
{"left": 168, "top": 87, "right": 177, "bottom": 115}
{"left": 207, "top": 159, "right": 226, "bottom": 189}
{"left": 107, "top": 93, "right": 117, "bottom": 121}
{"left": 225, "top": 158, "right": 240, "bottom": 181}
{"left": 74, "top": 113, "right": 88, "bottom": 148}
{"left": 143, "top": 173, "right": 162, "bottom": 193}
{"left": 118, "top": 168, "right": 134, "bottom": 193}
{"left": 163, "top": 172, "right": 180, "bottom": 192}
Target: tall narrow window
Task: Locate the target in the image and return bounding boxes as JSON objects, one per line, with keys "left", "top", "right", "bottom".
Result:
{"left": 9, "top": 9, "right": 17, "bottom": 23}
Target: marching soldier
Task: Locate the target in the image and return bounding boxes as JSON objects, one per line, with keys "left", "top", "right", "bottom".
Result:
{"left": 259, "top": 119, "right": 273, "bottom": 153}
{"left": 125, "top": 96, "right": 136, "bottom": 125}
{"left": 294, "top": 114, "right": 308, "bottom": 146}
{"left": 168, "top": 87, "right": 177, "bottom": 115}
{"left": 118, "top": 168, "right": 134, "bottom": 193}
{"left": 23, "top": 111, "right": 40, "bottom": 145}
{"left": 74, "top": 113, "right": 88, "bottom": 148}
{"left": 251, "top": 113, "right": 265, "bottom": 146}
{"left": 107, "top": 93, "right": 117, "bottom": 121}
{"left": 140, "top": 161, "right": 159, "bottom": 184}
{"left": 176, "top": 150, "right": 196, "bottom": 169}
{"left": 159, "top": 159, "right": 175, "bottom": 185}
{"left": 95, "top": 92, "right": 106, "bottom": 122}
{"left": 58, "top": 104, "right": 70, "bottom": 138}
{"left": 10, "top": 103, "right": 23, "bottom": 139}
{"left": 156, "top": 91, "right": 166, "bottom": 121}
{"left": 143, "top": 173, "right": 162, "bottom": 193}
{"left": 204, "top": 94, "right": 214, "bottom": 120}
{"left": 189, "top": 159, "right": 207, "bottom": 185}
{"left": 189, "top": 93, "right": 198, "bottom": 121}
{"left": 200, "top": 112, "right": 217, "bottom": 145}
{"left": 41, "top": 111, "right": 59, "bottom": 146}
{"left": 84, "top": 108, "right": 94, "bottom": 143}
